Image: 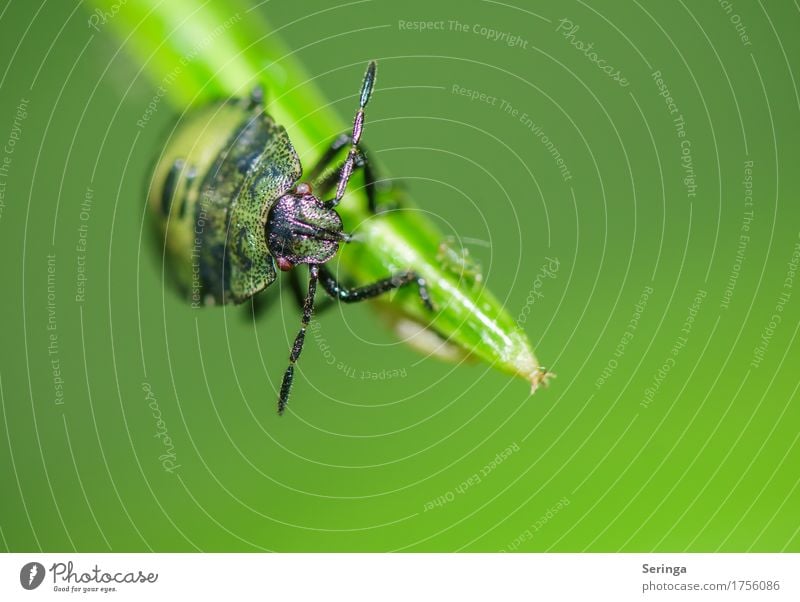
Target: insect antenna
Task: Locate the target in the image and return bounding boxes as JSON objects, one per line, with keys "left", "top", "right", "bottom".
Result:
{"left": 324, "top": 60, "right": 377, "bottom": 209}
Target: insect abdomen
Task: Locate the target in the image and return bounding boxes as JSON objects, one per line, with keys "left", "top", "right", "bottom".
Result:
{"left": 147, "top": 101, "right": 259, "bottom": 304}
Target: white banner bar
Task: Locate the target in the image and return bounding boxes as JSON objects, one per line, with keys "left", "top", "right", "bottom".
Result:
{"left": 1, "top": 553, "right": 797, "bottom": 601}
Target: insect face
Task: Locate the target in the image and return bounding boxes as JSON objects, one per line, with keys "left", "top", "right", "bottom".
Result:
{"left": 266, "top": 190, "right": 346, "bottom": 270}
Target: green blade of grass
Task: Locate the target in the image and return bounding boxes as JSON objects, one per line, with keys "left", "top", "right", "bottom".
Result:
{"left": 87, "top": 0, "right": 550, "bottom": 389}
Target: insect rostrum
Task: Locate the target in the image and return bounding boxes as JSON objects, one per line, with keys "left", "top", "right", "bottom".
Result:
{"left": 149, "top": 61, "right": 433, "bottom": 414}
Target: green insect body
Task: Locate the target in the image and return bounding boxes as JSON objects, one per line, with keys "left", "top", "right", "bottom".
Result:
{"left": 149, "top": 96, "right": 301, "bottom": 306}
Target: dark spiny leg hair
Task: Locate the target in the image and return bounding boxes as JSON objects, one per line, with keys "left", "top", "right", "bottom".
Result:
{"left": 277, "top": 265, "right": 319, "bottom": 415}
{"left": 317, "top": 264, "right": 433, "bottom": 311}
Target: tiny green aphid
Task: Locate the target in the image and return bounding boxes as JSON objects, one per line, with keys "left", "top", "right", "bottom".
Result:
{"left": 149, "top": 61, "right": 433, "bottom": 414}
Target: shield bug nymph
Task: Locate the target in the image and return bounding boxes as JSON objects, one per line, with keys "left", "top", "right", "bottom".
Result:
{"left": 149, "top": 61, "right": 433, "bottom": 414}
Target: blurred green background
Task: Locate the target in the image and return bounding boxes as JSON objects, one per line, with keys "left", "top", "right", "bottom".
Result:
{"left": 1, "top": 0, "right": 799, "bottom": 552}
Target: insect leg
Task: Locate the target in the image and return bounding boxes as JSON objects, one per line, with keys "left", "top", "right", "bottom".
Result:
{"left": 317, "top": 264, "right": 433, "bottom": 311}
{"left": 306, "top": 132, "right": 351, "bottom": 183}
{"left": 311, "top": 147, "right": 378, "bottom": 213}
{"left": 249, "top": 85, "right": 265, "bottom": 109}
{"left": 311, "top": 140, "right": 395, "bottom": 215}
{"left": 324, "top": 61, "right": 376, "bottom": 210}
{"left": 247, "top": 270, "right": 332, "bottom": 322}
{"left": 290, "top": 268, "right": 333, "bottom": 314}
{"left": 160, "top": 158, "right": 185, "bottom": 216}
{"left": 277, "top": 265, "right": 319, "bottom": 415}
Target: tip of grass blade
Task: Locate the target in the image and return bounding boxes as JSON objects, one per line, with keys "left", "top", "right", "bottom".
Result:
{"left": 504, "top": 331, "right": 554, "bottom": 394}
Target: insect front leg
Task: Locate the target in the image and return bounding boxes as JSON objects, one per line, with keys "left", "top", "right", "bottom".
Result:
{"left": 248, "top": 268, "right": 333, "bottom": 322}
{"left": 308, "top": 135, "right": 386, "bottom": 215}
{"left": 317, "top": 264, "right": 433, "bottom": 311}
{"left": 289, "top": 267, "right": 333, "bottom": 314}
{"left": 277, "top": 265, "right": 319, "bottom": 415}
